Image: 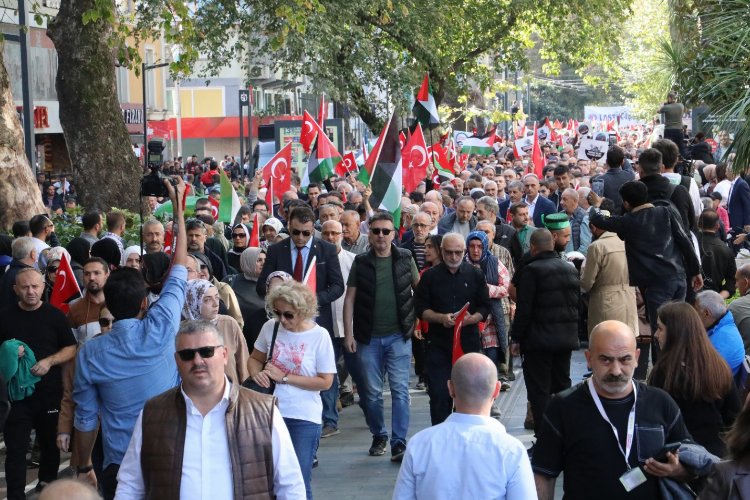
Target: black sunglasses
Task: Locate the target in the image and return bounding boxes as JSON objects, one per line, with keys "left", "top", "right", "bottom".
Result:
{"left": 231, "top": 233, "right": 246, "bottom": 238}
{"left": 176, "top": 345, "right": 223, "bottom": 362}
{"left": 291, "top": 229, "right": 312, "bottom": 237}
{"left": 47, "top": 266, "right": 58, "bottom": 273}
{"left": 98, "top": 318, "right": 112, "bottom": 328}
{"left": 273, "top": 309, "right": 296, "bottom": 320}
{"left": 370, "top": 228, "right": 393, "bottom": 236}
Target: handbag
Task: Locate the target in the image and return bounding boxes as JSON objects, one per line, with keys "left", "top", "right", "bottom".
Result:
{"left": 242, "top": 321, "right": 280, "bottom": 395}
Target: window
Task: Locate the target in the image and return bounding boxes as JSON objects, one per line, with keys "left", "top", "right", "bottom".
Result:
{"left": 115, "top": 65, "right": 129, "bottom": 104}
{"left": 144, "top": 48, "right": 155, "bottom": 108}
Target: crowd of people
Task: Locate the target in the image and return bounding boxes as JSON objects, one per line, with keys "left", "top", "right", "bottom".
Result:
{"left": 2, "top": 114, "right": 750, "bottom": 500}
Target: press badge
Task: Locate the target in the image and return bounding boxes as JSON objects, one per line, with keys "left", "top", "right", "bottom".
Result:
{"left": 619, "top": 467, "right": 647, "bottom": 492}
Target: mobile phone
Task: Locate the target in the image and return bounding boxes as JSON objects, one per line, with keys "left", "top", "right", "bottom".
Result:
{"left": 653, "top": 442, "right": 681, "bottom": 462}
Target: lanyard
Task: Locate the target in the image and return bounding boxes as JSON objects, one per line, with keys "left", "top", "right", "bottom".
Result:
{"left": 587, "top": 377, "right": 637, "bottom": 470}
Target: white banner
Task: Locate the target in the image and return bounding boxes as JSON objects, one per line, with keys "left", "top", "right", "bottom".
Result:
{"left": 577, "top": 139, "right": 609, "bottom": 164}
{"left": 514, "top": 137, "right": 534, "bottom": 157}
{"left": 584, "top": 106, "right": 638, "bottom": 127}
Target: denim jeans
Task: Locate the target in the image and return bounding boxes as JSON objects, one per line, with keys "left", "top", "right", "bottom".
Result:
{"left": 321, "top": 338, "right": 342, "bottom": 429}
{"left": 284, "top": 417, "right": 322, "bottom": 500}
{"left": 356, "top": 333, "right": 411, "bottom": 447}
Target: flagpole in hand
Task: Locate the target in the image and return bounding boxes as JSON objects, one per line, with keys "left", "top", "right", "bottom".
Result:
{"left": 165, "top": 176, "right": 188, "bottom": 268}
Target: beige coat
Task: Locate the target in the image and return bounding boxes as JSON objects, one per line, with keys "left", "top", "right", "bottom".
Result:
{"left": 581, "top": 231, "right": 638, "bottom": 336}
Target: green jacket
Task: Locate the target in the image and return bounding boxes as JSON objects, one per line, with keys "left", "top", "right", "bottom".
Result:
{"left": 0, "top": 339, "right": 41, "bottom": 402}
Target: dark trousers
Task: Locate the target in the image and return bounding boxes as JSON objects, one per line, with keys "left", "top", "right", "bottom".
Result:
{"left": 426, "top": 347, "right": 453, "bottom": 425}
{"left": 102, "top": 463, "right": 120, "bottom": 500}
{"left": 642, "top": 278, "right": 687, "bottom": 367}
{"left": 3, "top": 391, "right": 61, "bottom": 500}
{"left": 522, "top": 351, "right": 572, "bottom": 437}
{"left": 664, "top": 128, "right": 688, "bottom": 166}
{"left": 412, "top": 337, "right": 426, "bottom": 378}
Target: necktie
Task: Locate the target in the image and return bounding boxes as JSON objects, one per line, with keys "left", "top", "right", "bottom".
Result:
{"left": 293, "top": 247, "right": 304, "bottom": 282}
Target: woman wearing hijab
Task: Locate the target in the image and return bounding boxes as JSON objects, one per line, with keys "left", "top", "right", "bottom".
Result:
{"left": 40, "top": 247, "right": 72, "bottom": 302}
{"left": 191, "top": 251, "right": 244, "bottom": 328}
{"left": 226, "top": 247, "right": 267, "bottom": 346}
{"left": 465, "top": 231, "right": 510, "bottom": 371}
{"left": 227, "top": 223, "right": 250, "bottom": 274}
{"left": 183, "top": 279, "right": 250, "bottom": 384}
{"left": 65, "top": 237, "right": 91, "bottom": 288}
{"left": 121, "top": 245, "right": 142, "bottom": 270}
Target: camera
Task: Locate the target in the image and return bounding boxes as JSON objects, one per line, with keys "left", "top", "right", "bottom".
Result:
{"left": 140, "top": 138, "right": 175, "bottom": 197}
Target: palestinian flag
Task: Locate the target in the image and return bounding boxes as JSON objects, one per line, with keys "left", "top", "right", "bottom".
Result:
{"left": 368, "top": 109, "right": 403, "bottom": 226}
{"left": 304, "top": 129, "right": 342, "bottom": 185}
{"left": 412, "top": 74, "right": 440, "bottom": 127}
{"left": 359, "top": 123, "right": 388, "bottom": 187}
{"left": 461, "top": 131, "right": 496, "bottom": 156}
{"left": 219, "top": 168, "right": 241, "bottom": 223}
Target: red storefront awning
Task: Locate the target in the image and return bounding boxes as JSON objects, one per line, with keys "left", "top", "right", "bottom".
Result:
{"left": 148, "top": 115, "right": 302, "bottom": 140}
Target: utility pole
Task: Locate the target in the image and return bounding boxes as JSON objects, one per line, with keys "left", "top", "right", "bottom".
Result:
{"left": 142, "top": 61, "right": 169, "bottom": 167}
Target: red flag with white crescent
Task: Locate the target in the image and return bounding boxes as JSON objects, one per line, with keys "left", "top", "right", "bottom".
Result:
{"left": 50, "top": 254, "right": 81, "bottom": 314}
{"left": 300, "top": 111, "right": 320, "bottom": 154}
{"left": 402, "top": 123, "right": 429, "bottom": 193}
{"left": 262, "top": 142, "right": 293, "bottom": 207}
{"left": 248, "top": 212, "right": 260, "bottom": 248}
{"left": 303, "top": 255, "right": 317, "bottom": 294}
{"left": 336, "top": 152, "right": 358, "bottom": 177}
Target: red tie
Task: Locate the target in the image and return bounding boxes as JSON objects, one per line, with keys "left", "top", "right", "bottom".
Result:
{"left": 293, "top": 248, "right": 304, "bottom": 282}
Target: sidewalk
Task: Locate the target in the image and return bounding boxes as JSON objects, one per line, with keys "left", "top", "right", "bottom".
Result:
{"left": 313, "top": 350, "right": 589, "bottom": 499}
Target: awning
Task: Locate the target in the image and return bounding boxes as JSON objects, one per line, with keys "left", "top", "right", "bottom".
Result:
{"left": 147, "top": 115, "right": 303, "bottom": 140}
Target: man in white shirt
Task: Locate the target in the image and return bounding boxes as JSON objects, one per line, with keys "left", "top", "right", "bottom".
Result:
{"left": 115, "top": 320, "right": 305, "bottom": 500}
{"left": 392, "top": 353, "right": 535, "bottom": 500}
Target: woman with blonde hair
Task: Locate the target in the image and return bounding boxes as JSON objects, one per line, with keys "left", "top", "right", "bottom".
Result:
{"left": 248, "top": 281, "right": 336, "bottom": 500}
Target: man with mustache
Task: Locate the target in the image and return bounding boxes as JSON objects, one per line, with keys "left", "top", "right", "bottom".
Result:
{"left": 532, "top": 320, "right": 701, "bottom": 500}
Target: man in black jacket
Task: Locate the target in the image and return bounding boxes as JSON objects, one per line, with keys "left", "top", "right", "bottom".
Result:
{"left": 509, "top": 228, "right": 579, "bottom": 439}
{"left": 588, "top": 181, "right": 703, "bottom": 377}
{"left": 637, "top": 148, "right": 695, "bottom": 235}
{"left": 697, "top": 209, "right": 736, "bottom": 298}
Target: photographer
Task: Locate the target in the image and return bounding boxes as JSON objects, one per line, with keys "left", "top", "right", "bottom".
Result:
{"left": 72, "top": 175, "right": 188, "bottom": 498}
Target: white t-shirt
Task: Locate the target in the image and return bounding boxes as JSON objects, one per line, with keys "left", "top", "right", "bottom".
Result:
{"left": 254, "top": 319, "right": 336, "bottom": 424}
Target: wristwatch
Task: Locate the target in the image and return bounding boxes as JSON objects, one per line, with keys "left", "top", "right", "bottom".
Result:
{"left": 281, "top": 372, "right": 290, "bottom": 384}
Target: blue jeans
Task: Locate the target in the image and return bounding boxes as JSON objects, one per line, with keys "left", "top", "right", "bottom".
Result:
{"left": 283, "top": 417, "right": 321, "bottom": 500}
{"left": 356, "top": 333, "right": 411, "bottom": 447}
{"left": 321, "top": 338, "right": 342, "bottom": 429}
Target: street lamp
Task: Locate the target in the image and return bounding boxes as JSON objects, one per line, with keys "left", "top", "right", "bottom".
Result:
{"left": 142, "top": 61, "right": 169, "bottom": 166}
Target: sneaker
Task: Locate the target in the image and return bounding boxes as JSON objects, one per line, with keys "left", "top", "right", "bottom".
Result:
{"left": 500, "top": 381, "right": 511, "bottom": 392}
{"left": 415, "top": 376, "right": 425, "bottom": 390}
{"left": 369, "top": 436, "right": 388, "bottom": 456}
{"left": 312, "top": 457, "right": 319, "bottom": 468}
{"left": 321, "top": 425, "right": 340, "bottom": 438}
{"left": 391, "top": 442, "right": 406, "bottom": 462}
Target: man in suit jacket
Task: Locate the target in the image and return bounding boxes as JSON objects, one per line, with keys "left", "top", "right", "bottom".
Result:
{"left": 256, "top": 205, "right": 345, "bottom": 435}
{"left": 727, "top": 168, "right": 750, "bottom": 250}
{"left": 522, "top": 174, "right": 557, "bottom": 227}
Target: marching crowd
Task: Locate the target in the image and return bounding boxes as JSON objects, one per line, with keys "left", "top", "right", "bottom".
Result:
{"left": 2, "top": 122, "right": 750, "bottom": 500}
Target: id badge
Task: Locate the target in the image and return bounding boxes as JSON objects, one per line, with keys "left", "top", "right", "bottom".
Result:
{"left": 619, "top": 467, "right": 647, "bottom": 492}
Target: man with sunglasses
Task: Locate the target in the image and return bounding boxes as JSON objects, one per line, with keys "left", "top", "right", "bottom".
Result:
{"left": 257, "top": 205, "right": 344, "bottom": 437}
{"left": 72, "top": 176, "right": 189, "bottom": 499}
{"left": 343, "top": 211, "right": 419, "bottom": 462}
{"left": 116, "top": 320, "right": 305, "bottom": 499}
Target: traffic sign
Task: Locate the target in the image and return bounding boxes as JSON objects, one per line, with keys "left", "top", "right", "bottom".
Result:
{"left": 239, "top": 89, "right": 250, "bottom": 107}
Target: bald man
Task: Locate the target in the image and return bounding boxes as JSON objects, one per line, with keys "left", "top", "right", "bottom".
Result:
{"left": 39, "top": 479, "right": 102, "bottom": 500}
{"left": 532, "top": 321, "right": 696, "bottom": 500}
{"left": 392, "top": 354, "right": 535, "bottom": 499}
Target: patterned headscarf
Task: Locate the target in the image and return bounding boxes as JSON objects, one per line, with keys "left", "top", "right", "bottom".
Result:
{"left": 183, "top": 279, "right": 215, "bottom": 320}
{"left": 265, "top": 270, "right": 293, "bottom": 292}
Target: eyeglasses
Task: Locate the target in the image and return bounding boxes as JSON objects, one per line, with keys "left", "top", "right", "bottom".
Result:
{"left": 370, "top": 228, "right": 393, "bottom": 236}
{"left": 412, "top": 223, "right": 429, "bottom": 228}
{"left": 176, "top": 345, "right": 224, "bottom": 361}
{"left": 291, "top": 229, "right": 312, "bottom": 237}
{"left": 273, "top": 309, "right": 296, "bottom": 320}
{"left": 98, "top": 318, "right": 112, "bottom": 328}
{"left": 443, "top": 249, "right": 464, "bottom": 256}
{"left": 231, "top": 233, "right": 246, "bottom": 239}
{"left": 46, "top": 266, "right": 58, "bottom": 273}
{"left": 321, "top": 231, "right": 342, "bottom": 236}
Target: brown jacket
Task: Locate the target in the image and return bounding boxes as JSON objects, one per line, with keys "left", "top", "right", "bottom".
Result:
{"left": 140, "top": 383, "right": 276, "bottom": 500}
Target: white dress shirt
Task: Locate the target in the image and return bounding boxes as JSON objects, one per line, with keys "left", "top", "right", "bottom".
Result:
{"left": 332, "top": 249, "right": 356, "bottom": 338}
{"left": 116, "top": 379, "right": 305, "bottom": 500}
{"left": 524, "top": 195, "right": 538, "bottom": 218}
{"left": 392, "top": 413, "right": 535, "bottom": 500}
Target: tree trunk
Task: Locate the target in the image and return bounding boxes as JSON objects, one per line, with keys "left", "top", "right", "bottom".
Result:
{"left": 0, "top": 40, "right": 47, "bottom": 230}
{"left": 48, "top": 0, "right": 141, "bottom": 213}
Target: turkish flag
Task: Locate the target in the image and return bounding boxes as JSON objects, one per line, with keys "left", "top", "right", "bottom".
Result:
{"left": 50, "top": 254, "right": 81, "bottom": 314}
{"left": 336, "top": 152, "right": 358, "bottom": 177}
{"left": 262, "top": 143, "right": 293, "bottom": 207}
{"left": 452, "top": 302, "right": 470, "bottom": 365}
{"left": 531, "top": 123, "right": 546, "bottom": 177}
{"left": 300, "top": 111, "right": 320, "bottom": 154}
{"left": 318, "top": 95, "right": 327, "bottom": 129}
{"left": 207, "top": 197, "right": 219, "bottom": 221}
{"left": 402, "top": 123, "right": 429, "bottom": 193}
{"left": 428, "top": 143, "right": 453, "bottom": 176}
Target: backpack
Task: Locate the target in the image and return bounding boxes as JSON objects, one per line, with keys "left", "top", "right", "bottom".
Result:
{"left": 650, "top": 182, "right": 681, "bottom": 216}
